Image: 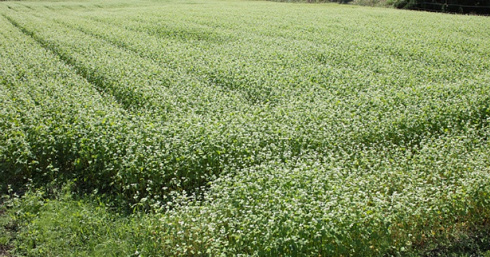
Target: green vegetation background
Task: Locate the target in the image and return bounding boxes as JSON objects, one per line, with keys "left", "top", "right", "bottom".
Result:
{"left": 1, "top": 0, "right": 490, "bottom": 255}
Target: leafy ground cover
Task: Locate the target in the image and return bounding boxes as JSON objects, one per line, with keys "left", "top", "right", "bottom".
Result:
{"left": 1, "top": 0, "right": 490, "bottom": 255}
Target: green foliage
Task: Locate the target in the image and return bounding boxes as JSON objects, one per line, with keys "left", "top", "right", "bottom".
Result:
{"left": 1, "top": 0, "right": 490, "bottom": 255}
{"left": 2, "top": 184, "right": 151, "bottom": 256}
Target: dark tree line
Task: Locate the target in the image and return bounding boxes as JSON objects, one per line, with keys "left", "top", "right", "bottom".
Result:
{"left": 395, "top": 0, "right": 490, "bottom": 14}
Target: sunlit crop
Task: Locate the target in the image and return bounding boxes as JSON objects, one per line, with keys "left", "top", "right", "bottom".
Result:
{"left": 1, "top": 0, "right": 490, "bottom": 255}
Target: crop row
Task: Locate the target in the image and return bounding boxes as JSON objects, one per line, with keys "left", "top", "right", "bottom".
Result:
{"left": 0, "top": 14, "right": 233, "bottom": 207}
{"left": 3, "top": 0, "right": 490, "bottom": 206}
{"left": 162, "top": 132, "right": 490, "bottom": 255}
{"left": 40, "top": 5, "right": 490, "bottom": 147}
{"left": 6, "top": 5, "right": 490, "bottom": 148}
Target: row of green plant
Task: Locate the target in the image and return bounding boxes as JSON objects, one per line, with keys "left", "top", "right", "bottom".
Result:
{"left": 4, "top": 0, "right": 490, "bottom": 204}
{"left": 1, "top": 0, "right": 490, "bottom": 255}
{"left": 5, "top": 132, "right": 490, "bottom": 255}
{"left": 0, "top": 13, "right": 163, "bottom": 207}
